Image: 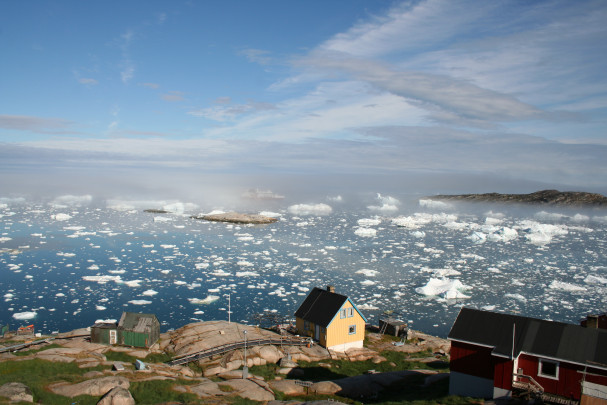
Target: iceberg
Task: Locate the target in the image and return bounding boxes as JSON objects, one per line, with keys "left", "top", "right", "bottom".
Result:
{"left": 288, "top": 203, "right": 332, "bottom": 216}
{"left": 128, "top": 300, "right": 152, "bottom": 305}
{"left": 416, "top": 278, "right": 471, "bottom": 299}
{"left": 13, "top": 311, "right": 37, "bottom": 320}
{"left": 549, "top": 280, "right": 586, "bottom": 292}
{"left": 189, "top": 295, "right": 220, "bottom": 305}
{"left": 355, "top": 227, "right": 377, "bottom": 237}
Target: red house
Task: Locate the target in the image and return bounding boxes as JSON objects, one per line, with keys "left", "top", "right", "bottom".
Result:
{"left": 448, "top": 308, "right": 607, "bottom": 404}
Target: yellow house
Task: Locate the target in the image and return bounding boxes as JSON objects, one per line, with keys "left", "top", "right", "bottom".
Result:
{"left": 294, "top": 286, "right": 367, "bottom": 352}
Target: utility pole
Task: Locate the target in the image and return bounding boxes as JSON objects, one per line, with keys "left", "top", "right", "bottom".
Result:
{"left": 242, "top": 330, "right": 248, "bottom": 379}
{"left": 227, "top": 294, "right": 232, "bottom": 324}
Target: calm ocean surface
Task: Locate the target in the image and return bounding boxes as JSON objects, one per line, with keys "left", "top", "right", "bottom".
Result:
{"left": 1, "top": 194, "right": 606, "bottom": 337}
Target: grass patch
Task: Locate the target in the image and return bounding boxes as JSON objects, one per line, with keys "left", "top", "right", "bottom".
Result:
{"left": 11, "top": 343, "right": 63, "bottom": 356}
{"left": 218, "top": 383, "right": 235, "bottom": 392}
{"left": 248, "top": 363, "right": 280, "bottom": 380}
{"left": 129, "top": 379, "right": 200, "bottom": 404}
{"left": 290, "top": 351, "right": 448, "bottom": 382}
{"left": 104, "top": 350, "right": 137, "bottom": 363}
{"left": 0, "top": 358, "right": 103, "bottom": 404}
{"left": 144, "top": 351, "right": 173, "bottom": 363}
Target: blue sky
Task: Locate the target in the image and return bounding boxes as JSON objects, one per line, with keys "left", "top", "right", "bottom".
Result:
{"left": 1, "top": 0, "right": 607, "bottom": 197}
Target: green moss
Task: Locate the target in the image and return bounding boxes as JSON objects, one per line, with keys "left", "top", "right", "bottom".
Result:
{"left": 11, "top": 343, "right": 63, "bottom": 356}
{"left": 0, "top": 359, "right": 103, "bottom": 404}
{"left": 248, "top": 363, "right": 279, "bottom": 380}
{"left": 104, "top": 350, "right": 137, "bottom": 363}
{"left": 144, "top": 351, "right": 173, "bottom": 363}
{"left": 129, "top": 380, "right": 200, "bottom": 404}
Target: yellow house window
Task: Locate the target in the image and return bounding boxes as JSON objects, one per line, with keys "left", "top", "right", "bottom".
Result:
{"left": 347, "top": 308, "right": 354, "bottom": 317}
{"left": 348, "top": 325, "right": 356, "bottom": 335}
{"left": 340, "top": 309, "right": 347, "bottom": 319}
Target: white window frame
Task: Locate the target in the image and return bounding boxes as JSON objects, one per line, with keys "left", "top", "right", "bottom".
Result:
{"left": 347, "top": 308, "right": 354, "bottom": 318}
{"left": 538, "top": 359, "right": 559, "bottom": 380}
{"left": 340, "top": 309, "right": 347, "bottom": 319}
{"left": 348, "top": 325, "right": 356, "bottom": 335}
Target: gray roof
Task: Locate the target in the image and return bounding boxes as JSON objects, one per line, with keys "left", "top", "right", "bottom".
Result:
{"left": 449, "top": 307, "right": 607, "bottom": 368}
{"left": 294, "top": 287, "right": 349, "bottom": 328}
{"left": 118, "top": 312, "right": 158, "bottom": 333}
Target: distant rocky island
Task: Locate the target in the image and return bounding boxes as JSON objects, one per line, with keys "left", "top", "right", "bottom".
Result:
{"left": 143, "top": 209, "right": 169, "bottom": 214}
{"left": 427, "top": 189, "right": 607, "bottom": 206}
{"left": 191, "top": 212, "right": 278, "bottom": 224}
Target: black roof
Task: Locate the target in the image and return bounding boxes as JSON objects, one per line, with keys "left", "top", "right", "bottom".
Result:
{"left": 449, "top": 307, "right": 607, "bottom": 368}
{"left": 294, "top": 287, "right": 349, "bottom": 328}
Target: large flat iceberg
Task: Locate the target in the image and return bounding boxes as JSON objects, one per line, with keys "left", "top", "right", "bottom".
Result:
{"left": 416, "top": 278, "right": 471, "bottom": 299}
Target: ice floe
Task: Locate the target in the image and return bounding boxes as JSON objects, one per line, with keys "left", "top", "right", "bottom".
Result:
{"left": 549, "top": 280, "right": 586, "bottom": 292}
{"left": 288, "top": 203, "right": 332, "bottom": 215}
{"left": 128, "top": 300, "right": 152, "bottom": 305}
{"left": 354, "top": 227, "right": 377, "bottom": 237}
{"left": 51, "top": 213, "right": 72, "bottom": 221}
{"left": 13, "top": 311, "right": 37, "bottom": 320}
{"left": 416, "top": 278, "right": 471, "bottom": 299}
{"left": 189, "top": 295, "right": 220, "bottom": 305}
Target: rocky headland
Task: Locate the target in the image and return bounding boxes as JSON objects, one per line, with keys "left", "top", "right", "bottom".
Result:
{"left": 0, "top": 321, "right": 450, "bottom": 404}
{"left": 191, "top": 212, "right": 278, "bottom": 224}
{"left": 427, "top": 189, "right": 607, "bottom": 206}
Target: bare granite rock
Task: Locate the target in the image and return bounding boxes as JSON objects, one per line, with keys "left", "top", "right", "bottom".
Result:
{"left": 49, "top": 376, "right": 130, "bottom": 398}
{"left": 0, "top": 382, "right": 33, "bottom": 403}
{"left": 310, "top": 381, "right": 341, "bottom": 395}
{"left": 269, "top": 379, "right": 306, "bottom": 396}
{"left": 97, "top": 386, "right": 135, "bottom": 405}
{"left": 192, "top": 212, "right": 278, "bottom": 224}
{"left": 219, "top": 378, "right": 275, "bottom": 402}
{"left": 188, "top": 378, "right": 227, "bottom": 398}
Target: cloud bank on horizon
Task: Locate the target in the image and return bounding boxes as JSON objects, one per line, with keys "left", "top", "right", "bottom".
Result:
{"left": 1, "top": 0, "right": 606, "bottom": 193}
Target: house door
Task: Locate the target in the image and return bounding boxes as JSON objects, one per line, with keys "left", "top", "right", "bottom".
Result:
{"left": 109, "top": 329, "right": 117, "bottom": 344}
{"left": 315, "top": 325, "right": 321, "bottom": 341}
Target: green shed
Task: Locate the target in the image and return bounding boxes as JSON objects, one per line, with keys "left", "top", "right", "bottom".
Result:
{"left": 117, "top": 312, "right": 160, "bottom": 348}
{"left": 90, "top": 322, "right": 118, "bottom": 345}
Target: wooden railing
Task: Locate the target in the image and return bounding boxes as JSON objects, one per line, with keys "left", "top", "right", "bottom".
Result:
{"left": 513, "top": 373, "right": 544, "bottom": 395}
{"left": 166, "top": 336, "right": 311, "bottom": 366}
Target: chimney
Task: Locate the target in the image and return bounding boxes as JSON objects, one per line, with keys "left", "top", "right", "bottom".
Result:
{"left": 327, "top": 285, "right": 335, "bottom": 293}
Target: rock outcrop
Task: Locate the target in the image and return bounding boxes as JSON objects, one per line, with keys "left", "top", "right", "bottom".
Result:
{"left": 428, "top": 189, "right": 607, "bottom": 206}
{"left": 49, "top": 376, "right": 130, "bottom": 398}
{"left": 0, "top": 382, "right": 33, "bottom": 403}
{"left": 191, "top": 212, "right": 278, "bottom": 224}
{"left": 219, "top": 378, "right": 275, "bottom": 401}
{"left": 97, "top": 386, "right": 135, "bottom": 405}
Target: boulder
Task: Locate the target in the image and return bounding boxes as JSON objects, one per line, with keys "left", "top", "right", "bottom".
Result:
{"left": 269, "top": 380, "right": 306, "bottom": 396}
{"left": 0, "top": 382, "right": 33, "bottom": 403}
{"left": 219, "top": 378, "right": 275, "bottom": 401}
{"left": 97, "top": 386, "right": 135, "bottom": 405}
{"left": 49, "top": 376, "right": 130, "bottom": 398}
{"left": 310, "top": 381, "right": 341, "bottom": 395}
{"left": 189, "top": 379, "right": 226, "bottom": 398}
{"left": 345, "top": 347, "right": 378, "bottom": 361}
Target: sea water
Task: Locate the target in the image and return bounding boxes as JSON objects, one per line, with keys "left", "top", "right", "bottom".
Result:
{"left": 1, "top": 195, "right": 606, "bottom": 337}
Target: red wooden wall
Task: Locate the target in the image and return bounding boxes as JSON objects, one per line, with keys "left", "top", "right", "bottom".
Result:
{"left": 518, "top": 354, "right": 607, "bottom": 400}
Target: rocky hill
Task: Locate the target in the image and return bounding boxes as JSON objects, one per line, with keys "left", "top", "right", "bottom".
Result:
{"left": 0, "top": 321, "right": 451, "bottom": 404}
{"left": 427, "top": 189, "right": 607, "bottom": 206}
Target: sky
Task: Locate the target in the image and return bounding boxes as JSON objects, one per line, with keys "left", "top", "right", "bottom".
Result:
{"left": 1, "top": 0, "right": 607, "bottom": 200}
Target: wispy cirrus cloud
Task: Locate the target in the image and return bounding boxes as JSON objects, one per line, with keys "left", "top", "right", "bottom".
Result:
{"left": 139, "top": 82, "right": 160, "bottom": 89}
{"left": 161, "top": 91, "right": 185, "bottom": 102}
{"left": 119, "top": 30, "right": 135, "bottom": 84}
{"left": 0, "top": 115, "right": 81, "bottom": 135}
{"left": 188, "top": 100, "right": 276, "bottom": 121}
{"left": 240, "top": 48, "right": 272, "bottom": 65}
{"left": 77, "top": 77, "right": 98, "bottom": 85}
